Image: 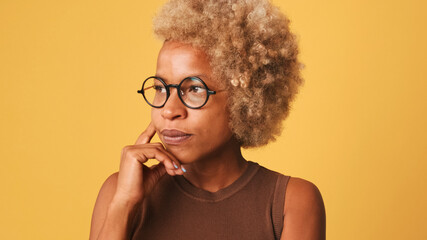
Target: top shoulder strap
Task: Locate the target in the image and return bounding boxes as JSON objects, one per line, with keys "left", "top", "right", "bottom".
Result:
{"left": 272, "top": 174, "right": 290, "bottom": 240}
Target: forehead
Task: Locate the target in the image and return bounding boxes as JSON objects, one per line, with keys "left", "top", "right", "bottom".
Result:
{"left": 156, "top": 41, "right": 214, "bottom": 84}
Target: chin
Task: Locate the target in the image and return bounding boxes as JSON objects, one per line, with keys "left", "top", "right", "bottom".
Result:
{"left": 164, "top": 145, "right": 195, "bottom": 163}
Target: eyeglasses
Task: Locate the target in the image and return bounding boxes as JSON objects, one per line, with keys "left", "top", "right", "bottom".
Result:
{"left": 137, "top": 76, "right": 217, "bottom": 109}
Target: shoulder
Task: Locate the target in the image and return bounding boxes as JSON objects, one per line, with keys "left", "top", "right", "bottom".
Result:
{"left": 285, "top": 177, "right": 324, "bottom": 214}
{"left": 281, "top": 177, "right": 326, "bottom": 240}
{"left": 100, "top": 172, "right": 119, "bottom": 193}
{"left": 93, "top": 171, "right": 119, "bottom": 205}
{"left": 89, "top": 172, "right": 119, "bottom": 240}
{"left": 93, "top": 172, "right": 119, "bottom": 212}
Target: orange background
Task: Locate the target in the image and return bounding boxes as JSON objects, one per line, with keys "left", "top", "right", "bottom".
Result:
{"left": 1, "top": 0, "right": 426, "bottom": 239}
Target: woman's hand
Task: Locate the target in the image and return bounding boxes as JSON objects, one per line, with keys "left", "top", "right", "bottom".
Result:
{"left": 89, "top": 122, "right": 185, "bottom": 240}
{"left": 113, "top": 122, "right": 185, "bottom": 204}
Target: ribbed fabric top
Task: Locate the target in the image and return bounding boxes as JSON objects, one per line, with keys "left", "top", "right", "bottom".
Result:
{"left": 173, "top": 161, "right": 260, "bottom": 202}
{"left": 131, "top": 161, "right": 290, "bottom": 240}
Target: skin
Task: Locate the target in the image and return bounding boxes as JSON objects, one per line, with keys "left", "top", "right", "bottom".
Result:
{"left": 89, "top": 41, "right": 326, "bottom": 240}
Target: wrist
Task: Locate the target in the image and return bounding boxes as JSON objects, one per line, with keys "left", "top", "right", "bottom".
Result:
{"left": 110, "top": 195, "right": 142, "bottom": 211}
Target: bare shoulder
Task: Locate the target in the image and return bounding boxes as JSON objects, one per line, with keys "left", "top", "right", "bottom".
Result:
{"left": 93, "top": 172, "right": 119, "bottom": 208}
{"left": 89, "top": 172, "right": 119, "bottom": 240}
{"left": 281, "top": 177, "right": 326, "bottom": 240}
{"left": 98, "top": 172, "right": 119, "bottom": 198}
{"left": 285, "top": 177, "right": 324, "bottom": 213}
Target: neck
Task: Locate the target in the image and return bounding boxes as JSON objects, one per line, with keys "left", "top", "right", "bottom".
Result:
{"left": 183, "top": 138, "right": 248, "bottom": 193}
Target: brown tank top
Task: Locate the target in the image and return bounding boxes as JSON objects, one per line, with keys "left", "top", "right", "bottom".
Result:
{"left": 131, "top": 161, "right": 290, "bottom": 240}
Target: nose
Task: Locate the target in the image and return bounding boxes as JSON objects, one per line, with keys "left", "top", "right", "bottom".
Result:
{"left": 161, "top": 88, "right": 187, "bottom": 120}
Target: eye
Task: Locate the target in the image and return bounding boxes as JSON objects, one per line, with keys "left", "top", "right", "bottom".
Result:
{"left": 188, "top": 85, "right": 205, "bottom": 93}
{"left": 153, "top": 85, "right": 167, "bottom": 93}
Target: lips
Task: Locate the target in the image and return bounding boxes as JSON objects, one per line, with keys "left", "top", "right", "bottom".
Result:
{"left": 161, "top": 129, "right": 192, "bottom": 145}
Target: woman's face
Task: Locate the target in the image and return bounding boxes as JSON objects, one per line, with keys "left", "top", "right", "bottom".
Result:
{"left": 151, "top": 41, "right": 233, "bottom": 163}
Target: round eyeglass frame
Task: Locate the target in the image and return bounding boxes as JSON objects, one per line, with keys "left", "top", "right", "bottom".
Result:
{"left": 137, "top": 76, "right": 217, "bottom": 109}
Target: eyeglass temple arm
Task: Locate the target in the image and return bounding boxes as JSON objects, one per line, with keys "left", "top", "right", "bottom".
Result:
{"left": 137, "top": 86, "right": 155, "bottom": 93}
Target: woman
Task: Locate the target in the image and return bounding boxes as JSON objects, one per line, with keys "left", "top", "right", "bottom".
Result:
{"left": 90, "top": 0, "right": 325, "bottom": 239}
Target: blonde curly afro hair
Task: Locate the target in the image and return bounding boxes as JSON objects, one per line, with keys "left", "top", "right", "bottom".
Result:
{"left": 153, "top": 0, "right": 303, "bottom": 148}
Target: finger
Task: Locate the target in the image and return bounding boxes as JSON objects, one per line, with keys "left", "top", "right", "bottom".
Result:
{"left": 148, "top": 144, "right": 184, "bottom": 175}
{"left": 140, "top": 143, "right": 185, "bottom": 175}
{"left": 133, "top": 145, "right": 177, "bottom": 171}
{"left": 135, "top": 122, "right": 156, "bottom": 145}
{"left": 165, "top": 167, "right": 177, "bottom": 176}
{"left": 124, "top": 143, "right": 183, "bottom": 175}
{"left": 161, "top": 150, "right": 185, "bottom": 175}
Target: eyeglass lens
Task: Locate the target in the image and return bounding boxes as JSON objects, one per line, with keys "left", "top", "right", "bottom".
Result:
{"left": 143, "top": 77, "right": 208, "bottom": 108}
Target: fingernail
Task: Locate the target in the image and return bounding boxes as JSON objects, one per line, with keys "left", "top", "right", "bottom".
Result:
{"left": 181, "top": 166, "right": 186, "bottom": 173}
{"left": 173, "top": 162, "right": 178, "bottom": 169}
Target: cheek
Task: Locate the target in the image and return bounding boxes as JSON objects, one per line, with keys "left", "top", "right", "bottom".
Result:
{"left": 151, "top": 108, "right": 162, "bottom": 131}
{"left": 201, "top": 109, "right": 232, "bottom": 138}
